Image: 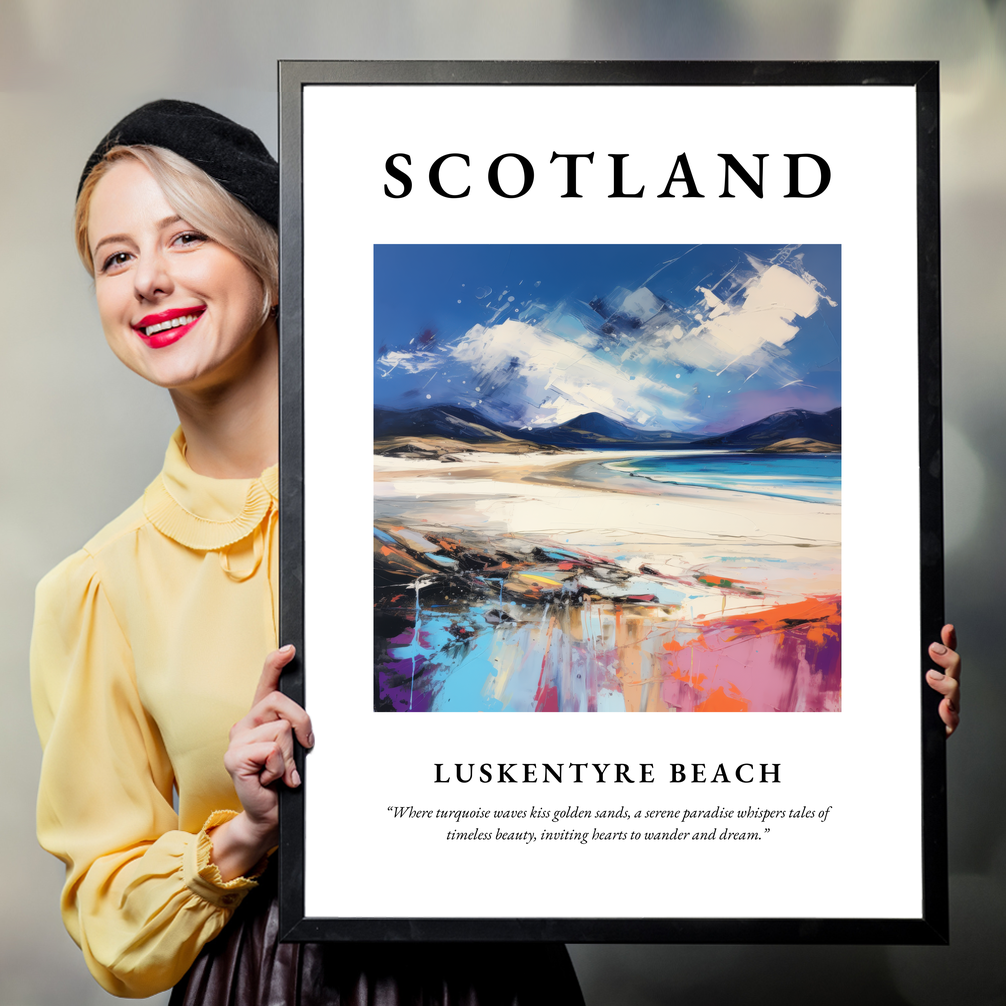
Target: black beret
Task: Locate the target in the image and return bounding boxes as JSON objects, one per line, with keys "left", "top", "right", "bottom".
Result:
{"left": 78, "top": 99, "right": 278, "bottom": 228}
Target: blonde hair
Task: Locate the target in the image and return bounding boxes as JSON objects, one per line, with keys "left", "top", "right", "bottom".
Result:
{"left": 75, "top": 145, "right": 278, "bottom": 322}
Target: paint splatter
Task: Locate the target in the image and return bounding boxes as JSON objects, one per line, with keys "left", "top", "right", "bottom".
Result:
{"left": 372, "top": 244, "right": 841, "bottom": 711}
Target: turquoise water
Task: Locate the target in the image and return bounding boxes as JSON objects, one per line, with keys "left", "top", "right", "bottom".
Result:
{"left": 605, "top": 452, "right": 841, "bottom": 504}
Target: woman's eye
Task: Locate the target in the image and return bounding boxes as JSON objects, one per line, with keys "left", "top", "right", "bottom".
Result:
{"left": 101, "top": 251, "right": 132, "bottom": 273}
{"left": 173, "top": 231, "right": 208, "bottom": 248}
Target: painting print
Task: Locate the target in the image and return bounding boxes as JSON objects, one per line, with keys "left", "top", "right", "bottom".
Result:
{"left": 373, "top": 244, "right": 841, "bottom": 713}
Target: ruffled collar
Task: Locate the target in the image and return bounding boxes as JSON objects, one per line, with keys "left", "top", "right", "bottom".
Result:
{"left": 143, "top": 428, "right": 278, "bottom": 551}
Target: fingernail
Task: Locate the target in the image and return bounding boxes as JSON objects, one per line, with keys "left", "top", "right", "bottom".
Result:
{"left": 931, "top": 643, "right": 947, "bottom": 655}
{"left": 280, "top": 644, "right": 295, "bottom": 654}
{"left": 292, "top": 768, "right": 301, "bottom": 787}
{"left": 306, "top": 732, "right": 315, "bottom": 748}
{"left": 927, "top": 669, "right": 944, "bottom": 679}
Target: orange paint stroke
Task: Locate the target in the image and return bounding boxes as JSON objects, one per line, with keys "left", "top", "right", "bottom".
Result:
{"left": 720, "top": 595, "right": 841, "bottom": 640}
{"left": 663, "top": 637, "right": 710, "bottom": 653}
{"left": 667, "top": 665, "right": 708, "bottom": 688}
{"left": 694, "top": 684, "right": 750, "bottom": 712}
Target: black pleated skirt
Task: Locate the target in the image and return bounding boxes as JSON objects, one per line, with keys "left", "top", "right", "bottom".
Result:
{"left": 169, "top": 869, "right": 585, "bottom": 1006}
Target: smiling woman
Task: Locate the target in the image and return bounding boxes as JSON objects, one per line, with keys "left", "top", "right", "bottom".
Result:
{"left": 87, "top": 156, "right": 267, "bottom": 378}
{"left": 30, "top": 100, "right": 585, "bottom": 1004}
{"left": 85, "top": 158, "right": 272, "bottom": 394}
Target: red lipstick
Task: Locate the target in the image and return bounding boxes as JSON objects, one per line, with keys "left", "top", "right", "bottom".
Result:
{"left": 132, "top": 306, "right": 205, "bottom": 349}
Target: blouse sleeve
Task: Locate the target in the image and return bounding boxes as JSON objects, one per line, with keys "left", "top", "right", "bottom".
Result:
{"left": 31, "top": 549, "right": 262, "bottom": 998}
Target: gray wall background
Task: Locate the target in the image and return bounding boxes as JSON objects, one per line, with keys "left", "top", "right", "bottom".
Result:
{"left": 1, "top": 2, "right": 1003, "bottom": 1003}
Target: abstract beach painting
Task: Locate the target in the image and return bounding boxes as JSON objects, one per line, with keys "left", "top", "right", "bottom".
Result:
{"left": 373, "top": 245, "right": 841, "bottom": 712}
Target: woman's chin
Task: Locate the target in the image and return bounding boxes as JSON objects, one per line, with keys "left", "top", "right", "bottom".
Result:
{"left": 109, "top": 322, "right": 273, "bottom": 395}
{"left": 121, "top": 353, "right": 220, "bottom": 393}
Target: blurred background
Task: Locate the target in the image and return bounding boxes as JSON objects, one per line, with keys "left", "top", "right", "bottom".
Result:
{"left": 1, "top": 1, "right": 1003, "bottom": 1003}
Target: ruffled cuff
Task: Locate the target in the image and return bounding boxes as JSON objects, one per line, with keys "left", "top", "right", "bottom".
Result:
{"left": 182, "top": 810, "right": 269, "bottom": 909}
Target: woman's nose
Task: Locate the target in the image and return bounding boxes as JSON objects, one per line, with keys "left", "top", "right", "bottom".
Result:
{"left": 133, "top": 249, "right": 173, "bottom": 302}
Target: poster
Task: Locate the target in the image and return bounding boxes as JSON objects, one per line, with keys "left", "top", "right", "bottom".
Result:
{"left": 372, "top": 241, "right": 842, "bottom": 715}
{"left": 279, "top": 62, "right": 945, "bottom": 942}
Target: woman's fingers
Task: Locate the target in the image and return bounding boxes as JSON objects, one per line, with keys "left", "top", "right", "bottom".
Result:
{"left": 927, "top": 624, "right": 961, "bottom": 737}
{"left": 928, "top": 632, "right": 961, "bottom": 685}
{"left": 259, "top": 742, "right": 289, "bottom": 787}
{"left": 941, "top": 623, "right": 958, "bottom": 655}
{"left": 230, "top": 719, "right": 302, "bottom": 788}
{"left": 241, "top": 644, "right": 314, "bottom": 749}
{"left": 940, "top": 699, "right": 960, "bottom": 736}
{"left": 224, "top": 738, "right": 287, "bottom": 787}
{"left": 926, "top": 671, "right": 960, "bottom": 736}
{"left": 252, "top": 644, "right": 296, "bottom": 707}
{"left": 223, "top": 645, "right": 311, "bottom": 811}
{"left": 254, "top": 691, "right": 314, "bottom": 748}
{"left": 926, "top": 668, "right": 959, "bottom": 704}
{"left": 218, "top": 647, "right": 309, "bottom": 846}
{"left": 232, "top": 689, "right": 314, "bottom": 750}
{"left": 929, "top": 641, "right": 960, "bottom": 680}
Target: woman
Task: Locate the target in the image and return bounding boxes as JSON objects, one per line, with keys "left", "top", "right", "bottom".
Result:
{"left": 33, "top": 98, "right": 963, "bottom": 1003}
{"left": 31, "top": 100, "right": 586, "bottom": 1003}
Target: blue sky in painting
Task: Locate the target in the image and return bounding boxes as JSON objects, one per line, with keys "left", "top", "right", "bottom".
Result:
{"left": 374, "top": 244, "right": 840, "bottom": 435}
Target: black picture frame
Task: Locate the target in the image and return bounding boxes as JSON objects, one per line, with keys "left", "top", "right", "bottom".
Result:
{"left": 277, "top": 60, "right": 945, "bottom": 944}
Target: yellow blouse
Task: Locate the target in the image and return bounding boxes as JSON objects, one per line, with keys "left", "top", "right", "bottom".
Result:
{"left": 31, "top": 429, "right": 279, "bottom": 998}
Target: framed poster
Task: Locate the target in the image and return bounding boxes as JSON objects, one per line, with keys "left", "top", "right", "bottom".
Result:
{"left": 277, "top": 61, "right": 946, "bottom": 943}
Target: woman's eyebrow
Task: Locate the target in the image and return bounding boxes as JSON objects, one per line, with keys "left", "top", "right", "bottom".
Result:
{"left": 92, "top": 232, "right": 133, "bottom": 256}
{"left": 92, "top": 216, "right": 185, "bottom": 257}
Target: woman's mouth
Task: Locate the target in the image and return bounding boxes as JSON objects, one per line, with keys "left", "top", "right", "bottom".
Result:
{"left": 133, "top": 307, "right": 206, "bottom": 348}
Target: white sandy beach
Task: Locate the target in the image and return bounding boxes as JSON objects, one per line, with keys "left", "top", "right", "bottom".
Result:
{"left": 375, "top": 448, "right": 840, "bottom": 550}
{"left": 374, "top": 448, "right": 841, "bottom": 621}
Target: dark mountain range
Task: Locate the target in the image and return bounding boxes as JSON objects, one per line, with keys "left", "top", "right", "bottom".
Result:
{"left": 691, "top": 407, "right": 841, "bottom": 448}
{"left": 374, "top": 404, "right": 841, "bottom": 450}
{"left": 374, "top": 404, "right": 518, "bottom": 443}
{"left": 518, "top": 412, "right": 696, "bottom": 448}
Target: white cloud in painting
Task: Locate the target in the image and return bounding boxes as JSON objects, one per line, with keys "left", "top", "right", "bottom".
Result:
{"left": 375, "top": 348, "right": 439, "bottom": 376}
{"left": 450, "top": 318, "right": 694, "bottom": 429}
{"left": 612, "top": 285, "right": 664, "bottom": 323}
{"left": 700, "top": 264, "right": 822, "bottom": 356}
{"left": 374, "top": 255, "right": 835, "bottom": 430}
{"left": 620, "top": 259, "right": 830, "bottom": 383}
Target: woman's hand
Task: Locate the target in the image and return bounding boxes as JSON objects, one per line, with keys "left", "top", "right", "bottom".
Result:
{"left": 926, "top": 624, "right": 961, "bottom": 738}
{"left": 209, "top": 645, "right": 314, "bottom": 881}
